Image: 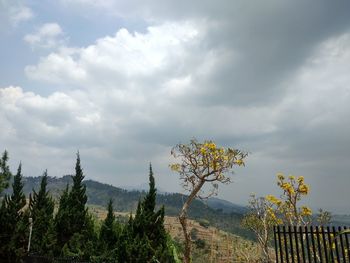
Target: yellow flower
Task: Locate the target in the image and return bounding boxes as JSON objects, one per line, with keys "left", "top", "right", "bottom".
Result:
{"left": 235, "top": 159, "right": 244, "bottom": 166}
{"left": 209, "top": 142, "right": 216, "bottom": 149}
{"left": 281, "top": 182, "right": 293, "bottom": 193}
{"left": 301, "top": 206, "right": 312, "bottom": 216}
{"left": 299, "top": 184, "right": 309, "bottom": 195}
{"left": 266, "top": 195, "right": 281, "bottom": 205}
{"left": 170, "top": 164, "right": 181, "bottom": 172}
{"left": 277, "top": 173, "right": 285, "bottom": 180}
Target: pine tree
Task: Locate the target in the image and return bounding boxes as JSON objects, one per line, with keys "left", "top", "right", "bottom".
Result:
{"left": 0, "top": 150, "right": 12, "bottom": 195}
{"left": 28, "top": 170, "right": 56, "bottom": 255}
{"left": 0, "top": 164, "right": 28, "bottom": 262}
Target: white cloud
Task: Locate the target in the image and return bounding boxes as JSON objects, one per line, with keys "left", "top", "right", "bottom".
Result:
{"left": 25, "top": 52, "right": 87, "bottom": 83}
{"left": 25, "top": 21, "right": 200, "bottom": 87}
{"left": 10, "top": 5, "right": 33, "bottom": 25}
{"left": 24, "top": 23, "right": 65, "bottom": 49}
{"left": 0, "top": 86, "right": 102, "bottom": 140}
{"left": 0, "top": 1, "right": 34, "bottom": 26}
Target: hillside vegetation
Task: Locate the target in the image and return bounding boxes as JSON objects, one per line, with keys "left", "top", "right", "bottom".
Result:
{"left": 21, "top": 175, "right": 253, "bottom": 239}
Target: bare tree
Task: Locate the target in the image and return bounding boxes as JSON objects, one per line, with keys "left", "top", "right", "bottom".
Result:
{"left": 170, "top": 139, "right": 247, "bottom": 263}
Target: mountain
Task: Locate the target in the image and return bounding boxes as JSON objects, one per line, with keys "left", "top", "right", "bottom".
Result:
{"left": 205, "top": 197, "right": 248, "bottom": 214}
{"left": 17, "top": 175, "right": 253, "bottom": 239}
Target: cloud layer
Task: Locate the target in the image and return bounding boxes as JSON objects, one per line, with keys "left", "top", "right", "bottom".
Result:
{"left": 1, "top": 1, "right": 350, "bottom": 213}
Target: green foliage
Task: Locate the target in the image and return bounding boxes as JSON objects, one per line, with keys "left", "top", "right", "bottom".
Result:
{"left": 198, "top": 218, "right": 210, "bottom": 228}
{"left": 97, "top": 199, "right": 121, "bottom": 262}
{"left": 190, "top": 228, "right": 199, "bottom": 240}
{"left": 54, "top": 152, "right": 97, "bottom": 259}
{"left": 0, "top": 163, "right": 28, "bottom": 262}
{"left": 100, "top": 199, "right": 118, "bottom": 249}
{"left": 126, "top": 164, "right": 175, "bottom": 263}
{"left": 22, "top": 174, "right": 253, "bottom": 240}
{"left": 28, "top": 171, "right": 56, "bottom": 255}
{"left": 0, "top": 150, "right": 12, "bottom": 195}
{"left": 194, "top": 239, "right": 206, "bottom": 249}
{"left": 0, "top": 151, "right": 255, "bottom": 262}
{"left": 54, "top": 184, "right": 70, "bottom": 250}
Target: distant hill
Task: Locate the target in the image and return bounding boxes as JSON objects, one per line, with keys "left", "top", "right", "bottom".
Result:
{"left": 205, "top": 197, "right": 248, "bottom": 214}
{"left": 19, "top": 175, "right": 253, "bottom": 239}
{"left": 332, "top": 214, "right": 350, "bottom": 225}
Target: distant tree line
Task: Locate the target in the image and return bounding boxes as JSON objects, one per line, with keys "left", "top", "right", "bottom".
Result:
{"left": 0, "top": 150, "right": 176, "bottom": 263}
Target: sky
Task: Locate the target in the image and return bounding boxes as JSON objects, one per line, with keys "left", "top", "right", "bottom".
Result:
{"left": 1, "top": 0, "right": 350, "bottom": 214}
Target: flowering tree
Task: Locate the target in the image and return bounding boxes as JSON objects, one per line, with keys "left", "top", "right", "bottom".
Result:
{"left": 243, "top": 174, "right": 313, "bottom": 262}
{"left": 170, "top": 139, "right": 247, "bottom": 263}
{"left": 266, "top": 174, "right": 312, "bottom": 226}
{"left": 242, "top": 194, "right": 280, "bottom": 262}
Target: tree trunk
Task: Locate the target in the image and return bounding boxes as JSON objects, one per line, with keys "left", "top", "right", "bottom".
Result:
{"left": 179, "top": 179, "right": 205, "bottom": 263}
{"left": 179, "top": 212, "right": 191, "bottom": 263}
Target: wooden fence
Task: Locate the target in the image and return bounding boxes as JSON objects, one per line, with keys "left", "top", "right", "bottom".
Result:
{"left": 274, "top": 225, "right": 350, "bottom": 263}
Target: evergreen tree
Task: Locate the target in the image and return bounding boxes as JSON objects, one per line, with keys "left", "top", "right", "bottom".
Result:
{"left": 0, "top": 150, "right": 12, "bottom": 195}
{"left": 100, "top": 199, "right": 118, "bottom": 249}
{"left": 28, "top": 170, "right": 56, "bottom": 255}
{"left": 54, "top": 184, "right": 70, "bottom": 251}
{"left": 0, "top": 164, "right": 28, "bottom": 262}
{"left": 128, "top": 164, "right": 175, "bottom": 263}
{"left": 68, "top": 152, "right": 88, "bottom": 233}
{"left": 98, "top": 199, "right": 122, "bottom": 262}
{"left": 54, "top": 152, "right": 97, "bottom": 259}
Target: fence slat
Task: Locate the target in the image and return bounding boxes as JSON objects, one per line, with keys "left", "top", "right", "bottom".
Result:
{"left": 333, "top": 226, "right": 341, "bottom": 262}
{"left": 305, "top": 226, "right": 312, "bottom": 263}
{"left": 274, "top": 226, "right": 280, "bottom": 263}
{"left": 283, "top": 225, "right": 290, "bottom": 263}
{"left": 294, "top": 226, "right": 301, "bottom": 263}
{"left": 310, "top": 225, "right": 317, "bottom": 262}
{"left": 316, "top": 226, "right": 324, "bottom": 263}
{"left": 338, "top": 226, "right": 346, "bottom": 262}
{"left": 289, "top": 226, "right": 295, "bottom": 263}
{"left": 278, "top": 226, "right": 284, "bottom": 263}
{"left": 327, "top": 226, "right": 335, "bottom": 263}
{"left": 299, "top": 226, "right": 306, "bottom": 263}
{"left": 321, "top": 226, "right": 329, "bottom": 263}
{"left": 344, "top": 226, "right": 350, "bottom": 263}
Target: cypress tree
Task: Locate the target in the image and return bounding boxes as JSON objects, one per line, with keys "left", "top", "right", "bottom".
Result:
{"left": 100, "top": 199, "right": 118, "bottom": 249}
{"left": 98, "top": 199, "right": 122, "bottom": 262}
{"left": 0, "top": 197, "right": 11, "bottom": 261}
{"left": 0, "top": 150, "right": 12, "bottom": 195}
{"left": 54, "top": 152, "right": 97, "bottom": 259}
{"left": 28, "top": 170, "right": 55, "bottom": 255}
{"left": 128, "top": 164, "right": 175, "bottom": 262}
{"left": 54, "top": 184, "right": 70, "bottom": 251}
{"left": 69, "top": 152, "right": 88, "bottom": 231}
{"left": 0, "top": 164, "right": 28, "bottom": 262}
{"left": 0, "top": 151, "right": 12, "bottom": 260}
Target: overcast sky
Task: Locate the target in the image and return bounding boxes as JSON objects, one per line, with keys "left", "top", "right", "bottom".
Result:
{"left": 1, "top": 0, "right": 350, "bottom": 213}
